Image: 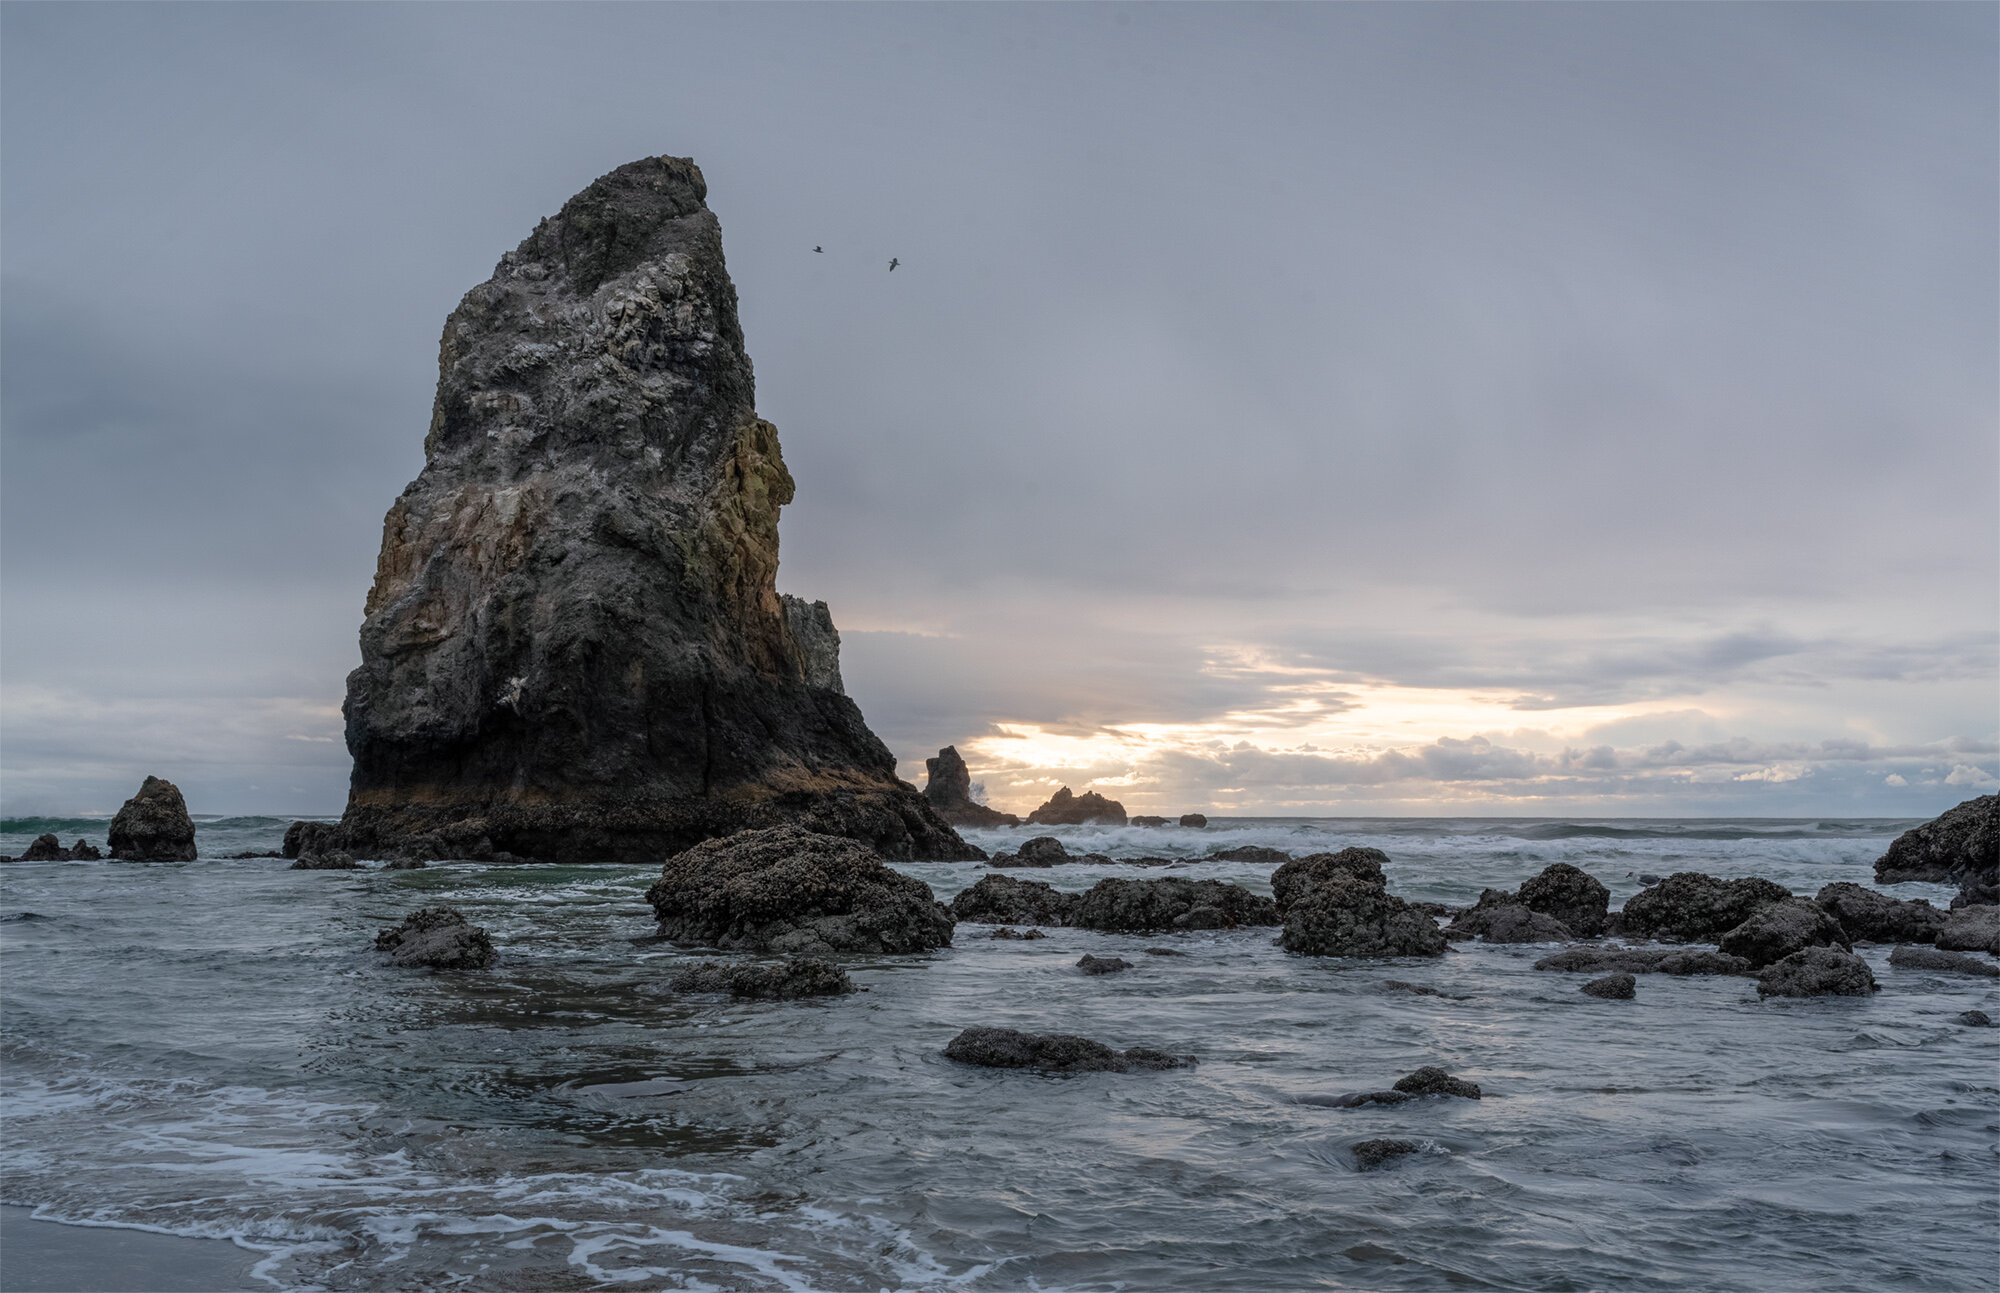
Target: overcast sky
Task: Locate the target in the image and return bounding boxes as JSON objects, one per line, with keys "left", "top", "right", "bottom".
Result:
{"left": 3, "top": 2, "right": 1994, "bottom": 819}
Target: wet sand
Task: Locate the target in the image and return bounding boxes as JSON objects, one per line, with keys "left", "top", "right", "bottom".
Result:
{"left": 0, "top": 1207, "right": 263, "bottom": 1292}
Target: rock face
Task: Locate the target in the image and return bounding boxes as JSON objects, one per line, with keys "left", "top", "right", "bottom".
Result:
{"left": 1874, "top": 795, "right": 1999, "bottom": 899}
{"left": 374, "top": 906, "right": 496, "bottom": 969}
{"left": 1027, "top": 787, "right": 1127, "bottom": 826}
{"left": 312, "top": 156, "right": 976, "bottom": 864}
{"left": 1756, "top": 946, "right": 1877, "bottom": 998}
{"left": 1814, "top": 882, "right": 1946, "bottom": 945}
{"left": 948, "top": 874, "right": 1080, "bottom": 926}
{"left": 667, "top": 956, "right": 854, "bottom": 998}
{"left": 1619, "top": 872, "right": 1792, "bottom": 943}
{"left": 107, "top": 776, "right": 198, "bottom": 862}
{"left": 921, "top": 747, "right": 1021, "bottom": 827}
{"left": 1281, "top": 872, "right": 1448, "bottom": 959}
{"left": 1516, "top": 864, "right": 1612, "bottom": 937}
{"left": 1935, "top": 904, "right": 2000, "bottom": 955}
{"left": 1716, "top": 898, "right": 1850, "bottom": 969}
{"left": 1069, "top": 877, "right": 1277, "bottom": 932}
{"left": 1271, "top": 849, "right": 1390, "bottom": 909}
{"left": 646, "top": 826, "right": 954, "bottom": 954}
{"left": 942, "top": 1027, "right": 1192, "bottom": 1073}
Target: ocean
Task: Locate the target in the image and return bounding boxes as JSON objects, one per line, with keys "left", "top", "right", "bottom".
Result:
{"left": 1, "top": 815, "right": 1993, "bottom": 1291}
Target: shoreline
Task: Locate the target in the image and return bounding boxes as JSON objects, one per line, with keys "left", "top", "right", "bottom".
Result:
{"left": 0, "top": 1206, "right": 265, "bottom": 1293}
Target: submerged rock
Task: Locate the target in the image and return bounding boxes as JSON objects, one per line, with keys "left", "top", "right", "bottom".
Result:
{"left": 1516, "top": 863, "right": 1612, "bottom": 937}
{"left": 645, "top": 825, "right": 953, "bottom": 954}
{"left": 1351, "top": 1138, "right": 1423, "bottom": 1169}
{"left": 1282, "top": 872, "right": 1447, "bottom": 959}
{"left": 1533, "top": 946, "right": 1753, "bottom": 976}
{"left": 1716, "top": 898, "right": 1850, "bottom": 969}
{"left": 1886, "top": 944, "right": 2000, "bottom": 977}
{"left": 1814, "top": 882, "right": 1947, "bottom": 945}
{"left": 1271, "top": 848, "right": 1390, "bottom": 910}
{"left": 1381, "top": 979, "right": 1447, "bottom": 997}
{"left": 1027, "top": 787, "right": 1127, "bottom": 826}
{"left": 1179, "top": 813, "right": 1208, "bottom": 828}
{"left": 667, "top": 956, "right": 853, "bottom": 999}
{"left": 1873, "top": 795, "right": 1998, "bottom": 896}
{"left": 1755, "top": 947, "right": 1878, "bottom": 998}
{"left": 989, "top": 836, "right": 1070, "bottom": 868}
{"left": 1935, "top": 904, "right": 2000, "bottom": 955}
{"left": 922, "top": 747, "right": 1021, "bottom": 827}
{"left": 313, "top": 156, "right": 976, "bottom": 865}
{"left": 107, "top": 776, "right": 198, "bottom": 862}
{"left": 988, "top": 926, "right": 1047, "bottom": 940}
{"left": 1207, "top": 845, "right": 1291, "bottom": 865}
{"left": 1619, "top": 872, "right": 1793, "bottom": 943}
{"left": 1958, "top": 1009, "right": 1993, "bottom": 1027}
{"left": 943, "top": 1026, "right": 1192, "bottom": 1073}
{"left": 950, "top": 874, "right": 1079, "bottom": 926}
{"left": 290, "top": 851, "right": 361, "bottom": 870}
{"left": 1069, "top": 877, "right": 1277, "bottom": 932}
{"left": 1315, "top": 1066, "right": 1481, "bottom": 1107}
{"left": 374, "top": 906, "right": 495, "bottom": 969}
{"left": 1581, "top": 972, "right": 1636, "bottom": 999}
{"left": 1077, "top": 954, "right": 1134, "bottom": 975}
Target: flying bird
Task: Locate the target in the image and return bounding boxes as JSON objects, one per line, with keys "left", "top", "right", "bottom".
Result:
{"left": 888, "top": 257, "right": 899, "bottom": 272}
{"left": 813, "top": 246, "right": 822, "bottom": 253}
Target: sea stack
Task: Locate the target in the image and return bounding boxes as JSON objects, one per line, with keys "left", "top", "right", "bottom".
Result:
{"left": 318, "top": 156, "right": 977, "bottom": 863}
{"left": 922, "top": 746, "right": 1021, "bottom": 827}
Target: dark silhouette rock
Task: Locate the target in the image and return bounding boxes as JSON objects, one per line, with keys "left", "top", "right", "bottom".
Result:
{"left": 1131, "top": 816, "right": 1169, "bottom": 827}
{"left": 1446, "top": 892, "right": 1573, "bottom": 944}
{"left": 1517, "top": 863, "right": 1611, "bottom": 937}
{"left": 645, "top": 825, "right": 953, "bottom": 954}
{"left": 1315, "top": 1066, "right": 1480, "bottom": 1107}
{"left": 989, "top": 836, "right": 1069, "bottom": 868}
{"left": 65, "top": 839, "right": 102, "bottom": 861}
{"left": 1070, "top": 877, "right": 1277, "bottom": 932}
{"left": 1281, "top": 873, "right": 1448, "bottom": 958}
{"left": 950, "top": 874, "right": 1080, "bottom": 926}
{"left": 374, "top": 906, "right": 495, "bottom": 969}
{"left": 1935, "top": 904, "right": 2000, "bottom": 955}
{"left": 1351, "top": 1138, "right": 1422, "bottom": 1169}
{"left": 921, "top": 747, "right": 1021, "bottom": 827}
{"left": 1873, "top": 796, "right": 1998, "bottom": 897}
{"left": 1077, "top": 954, "right": 1133, "bottom": 975}
{"left": 20, "top": 835, "right": 67, "bottom": 861}
{"left": 300, "top": 157, "right": 974, "bottom": 866}
{"left": 988, "top": 926, "right": 1047, "bottom": 940}
{"left": 1619, "top": 872, "right": 1792, "bottom": 942}
{"left": 1717, "top": 898, "right": 1850, "bottom": 969}
{"left": 943, "top": 1026, "right": 1193, "bottom": 1073}
{"left": 667, "top": 955, "right": 853, "bottom": 998}
{"left": 107, "top": 776, "right": 198, "bottom": 862}
{"left": 1581, "top": 972, "right": 1636, "bottom": 999}
{"left": 1271, "top": 848, "right": 1390, "bottom": 910}
{"left": 290, "top": 851, "right": 361, "bottom": 870}
{"left": 1207, "top": 845, "right": 1291, "bottom": 864}
{"left": 1886, "top": 944, "right": 2000, "bottom": 977}
{"left": 1027, "top": 787, "right": 1127, "bottom": 826}
{"left": 1179, "top": 813, "right": 1207, "bottom": 827}
{"left": 1814, "top": 882, "right": 1947, "bottom": 945}
{"left": 1533, "top": 946, "right": 1753, "bottom": 976}
{"left": 1959, "top": 1009, "right": 1993, "bottom": 1026}
{"left": 1756, "top": 946, "right": 1878, "bottom": 998}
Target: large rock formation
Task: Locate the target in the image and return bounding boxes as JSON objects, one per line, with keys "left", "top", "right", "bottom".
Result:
{"left": 1027, "top": 787, "right": 1127, "bottom": 826}
{"left": 310, "top": 157, "right": 977, "bottom": 864}
{"left": 107, "top": 776, "right": 198, "bottom": 862}
{"left": 1875, "top": 795, "right": 1999, "bottom": 904}
{"left": 921, "top": 747, "right": 1020, "bottom": 827}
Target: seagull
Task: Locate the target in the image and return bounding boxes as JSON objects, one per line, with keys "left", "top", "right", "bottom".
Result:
{"left": 888, "top": 257, "right": 899, "bottom": 272}
{"left": 813, "top": 246, "right": 822, "bottom": 253}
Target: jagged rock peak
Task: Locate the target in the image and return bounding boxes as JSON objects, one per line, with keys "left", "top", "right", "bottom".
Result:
{"left": 923, "top": 746, "right": 1021, "bottom": 827}
{"left": 325, "top": 156, "right": 977, "bottom": 863}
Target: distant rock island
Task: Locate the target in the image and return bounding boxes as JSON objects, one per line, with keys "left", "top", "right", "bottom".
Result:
{"left": 922, "top": 747, "right": 1020, "bottom": 826}
{"left": 1028, "top": 786, "right": 1128, "bottom": 826}
{"left": 295, "top": 156, "right": 977, "bottom": 864}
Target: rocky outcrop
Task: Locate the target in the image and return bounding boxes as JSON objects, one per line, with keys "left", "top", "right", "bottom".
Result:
{"left": 1312, "top": 1066, "right": 1481, "bottom": 1107}
{"left": 989, "top": 836, "right": 1070, "bottom": 868}
{"left": 1517, "top": 863, "right": 1612, "bottom": 937}
{"left": 1960, "top": 1009, "right": 1993, "bottom": 1026}
{"left": 943, "top": 1027, "right": 1192, "bottom": 1073}
{"left": 1814, "top": 882, "right": 1946, "bottom": 945}
{"left": 14, "top": 834, "right": 97, "bottom": 862}
{"left": 1077, "top": 954, "right": 1133, "bottom": 975}
{"left": 1533, "top": 946, "right": 1752, "bottom": 976}
{"left": 1271, "top": 848, "right": 1390, "bottom": 909}
{"left": 1874, "top": 796, "right": 1999, "bottom": 901}
{"left": 290, "top": 851, "right": 361, "bottom": 870}
{"left": 1027, "top": 787, "right": 1127, "bottom": 826}
{"left": 1130, "top": 816, "right": 1168, "bottom": 827}
{"left": 107, "top": 776, "right": 198, "bottom": 862}
{"left": 1280, "top": 872, "right": 1448, "bottom": 959}
{"left": 374, "top": 906, "right": 495, "bottom": 969}
{"left": 1208, "top": 845, "right": 1291, "bottom": 865}
{"left": 949, "top": 874, "right": 1080, "bottom": 926}
{"left": 1069, "top": 877, "right": 1277, "bottom": 932}
{"left": 666, "top": 956, "right": 854, "bottom": 998}
{"left": 988, "top": 926, "right": 1047, "bottom": 940}
{"left": 305, "top": 156, "right": 975, "bottom": 865}
{"left": 1445, "top": 890, "right": 1573, "bottom": 944}
{"left": 1756, "top": 946, "right": 1877, "bottom": 998}
{"left": 1581, "top": 972, "right": 1636, "bottom": 999}
{"left": 1935, "top": 904, "right": 2000, "bottom": 955}
{"left": 1351, "top": 1138, "right": 1422, "bottom": 1169}
{"left": 921, "top": 747, "right": 1020, "bottom": 827}
{"left": 1178, "top": 813, "right": 1207, "bottom": 828}
{"left": 1886, "top": 945, "right": 2000, "bottom": 977}
{"left": 645, "top": 825, "right": 953, "bottom": 954}
{"left": 1716, "top": 898, "right": 1850, "bottom": 969}
{"left": 1618, "top": 872, "right": 1792, "bottom": 942}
